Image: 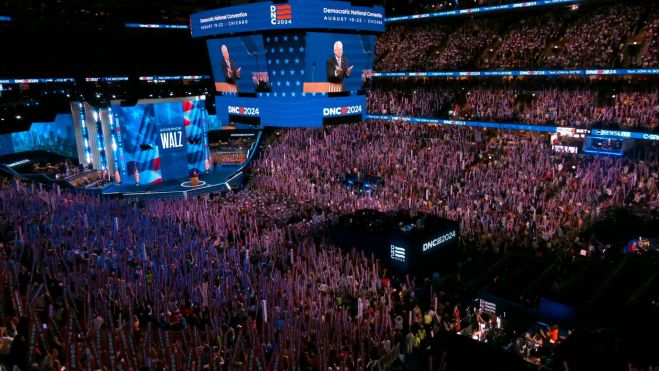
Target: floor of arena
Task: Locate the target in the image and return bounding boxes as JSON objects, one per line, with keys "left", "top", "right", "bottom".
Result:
{"left": 101, "top": 165, "right": 241, "bottom": 197}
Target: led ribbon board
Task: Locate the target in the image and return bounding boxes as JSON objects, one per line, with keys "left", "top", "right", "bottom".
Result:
{"left": 373, "top": 69, "right": 659, "bottom": 77}
{"left": 190, "top": 0, "right": 385, "bottom": 38}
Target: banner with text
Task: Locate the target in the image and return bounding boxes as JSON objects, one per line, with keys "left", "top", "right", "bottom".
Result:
{"left": 191, "top": 0, "right": 385, "bottom": 38}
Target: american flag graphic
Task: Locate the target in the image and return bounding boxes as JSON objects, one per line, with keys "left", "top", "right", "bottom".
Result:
{"left": 119, "top": 104, "right": 163, "bottom": 185}
{"left": 134, "top": 167, "right": 140, "bottom": 184}
{"left": 263, "top": 33, "right": 306, "bottom": 95}
{"left": 184, "top": 100, "right": 207, "bottom": 172}
{"left": 275, "top": 4, "right": 292, "bottom": 20}
{"left": 114, "top": 170, "right": 121, "bottom": 183}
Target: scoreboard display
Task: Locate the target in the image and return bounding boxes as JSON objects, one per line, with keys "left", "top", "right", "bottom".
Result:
{"left": 191, "top": 0, "right": 384, "bottom": 128}
{"left": 191, "top": 0, "right": 384, "bottom": 37}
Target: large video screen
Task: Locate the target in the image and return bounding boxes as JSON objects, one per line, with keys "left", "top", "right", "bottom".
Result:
{"left": 111, "top": 99, "right": 209, "bottom": 184}
{"left": 191, "top": 0, "right": 385, "bottom": 38}
{"left": 304, "top": 33, "right": 376, "bottom": 92}
{"left": 208, "top": 36, "right": 270, "bottom": 93}
{"left": 0, "top": 114, "right": 76, "bottom": 157}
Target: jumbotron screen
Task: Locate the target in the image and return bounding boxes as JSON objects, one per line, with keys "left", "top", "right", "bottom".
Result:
{"left": 208, "top": 33, "right": 376, "bottom": 93}
{"left": 110, "top": 98, "right": 209, "bottom": 185}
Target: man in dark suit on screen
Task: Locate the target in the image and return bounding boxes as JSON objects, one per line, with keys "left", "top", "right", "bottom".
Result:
{"left": 221, "top": 44, "right": 241, "bottom": 89}
{"left": 326, "top": 41, "right": 353, "bottom": 88}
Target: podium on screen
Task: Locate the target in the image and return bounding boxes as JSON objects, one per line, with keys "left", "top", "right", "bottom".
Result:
{"left": 215, "top": 82, "right": 238, "bottom": 93}
{"left": 302, "top": 82, "right": 343, "bottom": 93}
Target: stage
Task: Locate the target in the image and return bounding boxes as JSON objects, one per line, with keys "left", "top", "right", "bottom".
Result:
{"left": 101, "top": 165, "right": 244, "bottom": 200}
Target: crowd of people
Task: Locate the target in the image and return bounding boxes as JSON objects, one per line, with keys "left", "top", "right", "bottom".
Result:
{"left": 1, "top": 3, "right": 658, "bottom": 368}
{"left": 368, "top": 79, "right": 659, "bottom": 131}
{"left": 1, "top": 122, "right": 657, "bottom": 370}
{"left": 632, "top": 8, "right": 659, "bottom": 68}
{"left": 375, "top": 3, "right": 656, "bottom": 71}
{"left": 479, "top": 14, "right": 565, "bottom": 70}
{"left": 544, "top": 4, "right": 643, "bottom": 69}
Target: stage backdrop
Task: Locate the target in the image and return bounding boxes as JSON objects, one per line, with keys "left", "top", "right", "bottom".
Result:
{"left": 0, "top": 114, "right": 76, "bottom": 157}
{"left": 111, "top": 98, "right": 209, "bottom": 185}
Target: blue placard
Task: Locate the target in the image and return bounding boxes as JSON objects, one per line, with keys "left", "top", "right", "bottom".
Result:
{"left": 374, "top": 69, "right": 659, "bottom": 77}
{"left": 190, "top": 0, "right": 385, "bottom": 38}
{"left": 0, "top": 16, "right": 11, "bottom": 22}
{"left": 385, "top": 0, "right": 579, "bottom": 23}
{"left": 216, "top": 94, "right": 366, "bottom": 127}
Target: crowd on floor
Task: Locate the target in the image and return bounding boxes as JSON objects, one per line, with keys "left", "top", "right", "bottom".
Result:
{"left": 0, "top": 123, "right": 657, "bottom": 370}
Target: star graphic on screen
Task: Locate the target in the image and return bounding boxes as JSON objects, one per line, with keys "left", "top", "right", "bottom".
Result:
{"left": 290, "top": 70, "right": 295, "bottom": 75}
{"left": 300, "top": 70, "right": 304, "bottom": 75}
{"left": 293, "top": 35, "right": 299, "bottom": 41}
{"left": 266, "top": 37, "right": 271, "bottom": 42}
{"left": 291, "top": 92, "right": 296, "bottom": 97}
{"left": 296, "top": 80, "right": 301, "bottom": 86}
{"left": 268, "top": 59, "right": 272, "bottom": 65}
{"left": 274, "top": 92, "right": 278, "bottom": 97}
{"left": 271, "top": 48, "right": 275, "bottom": 53}
{"left": 289, "top": 47, "right": 294, "bottom": 53}
{"left": 276, "top": 81, "right": 281, "bottom": 86}
{"left": 294, "top": 58, "right": 300, "bottom": 64}
{"left": 272, "top": 71, "right": 277, "bottom": 76}
{"left": 275, "top": 59, "right": 280, "bottom": 64}
{"left": 274, "top": 36, "right": 279, "bottom": 42}
{"left": 283, "top": 36, "right": 288, "bottom": 41}
{"left": 279, "top": 47, "right": 284, "bottom": 53}
{"left": 299, "top": 46, "right": 304, "bottom": 52}
{"left": 285, "top": 81, "right": 290, "bottom": 86}
{"left": 282, "top": 92, "right": 287, "bottom": 97}
{"left": 280, "top": 69, "right": 285, "bottom": 75}
{"left": 284, "top": 59, "right": 289, "bottom": 64}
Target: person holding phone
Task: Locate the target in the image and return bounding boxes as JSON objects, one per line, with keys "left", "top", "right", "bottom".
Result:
{"left": 326, "top": 41, "right": 353, "bottom": 88}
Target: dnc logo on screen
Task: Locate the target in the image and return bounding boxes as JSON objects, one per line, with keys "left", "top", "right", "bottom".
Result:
{"left": 270, "top": 4, "right": 293, "bottom": 25}
{"left": 228, "top": 106, "right": 260, "bottom": 116}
